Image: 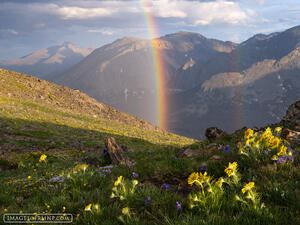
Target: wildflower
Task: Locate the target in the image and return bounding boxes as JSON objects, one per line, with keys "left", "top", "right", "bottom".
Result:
{"left": 176, "top": 202, "right": 182, "bottom": 211}
{"left": 277, "top": 156, "right": 288, "bottom": 164}
{"left": 28, "top": 176, "right": 31, "bottom": 179}
{"left": 4, "top": 209, "right": 7, "bottom": 212}
{"left": 198, "top": 171, "right": 210, "bottom": 183}
{"left": 237, "top": 141, "right": 242, "bottom": 150}
{"left": 84, "top": 204, "right": 92, "bottom": 211}
{"left": 110, "top": 192, "right": 116, "bottom": 198}
{"left": 104, "top": 169, "right": 111, "bottom": 174}
{"left": 244, "top": 128, "right": 254, "bottom": 139}
{"left": 274, "top": 127, "right": 282, "bottom": 133}
{"left": 161, "top": 183, "right": 170, "bottom": 190}
{"left": 277, "top": 145, "right": 287, "bottom": 156}
{"left": 188, "top": 172, "right": 199, "bottom": 186}
{"left": 200, "top": 164, "right": 207, "bottom": 171}
{"left": 73, "top": 164, "right": 88, "bottom": 173}
{"left": 270, "top": 137, "right": 281, "bottom": 149}
{"left": 49, "top": 175, "right": 64, "bottom": 183}
{"left": 114, "top": 176, "right": 123, "bottom": 187}
{"left": 145, "top": 196, "right": 151, "bottom": 206}
{"left": 220, "top": 145, "right": 232, "bottom": 154}
{"left": 122, "top": 207, "right": 130, "bottom": 215}
{"left": 242, "top": 182, "right": 255, "bottom": 194}
{"left": 47, "top": 205, "right": 50, "bottom": 209}
{"left": 62, "top": 206, "right": 66, "bottom": 211}
{"left": 93, "top": 204, "right": 100, "bottom": 211}
{"left": 19, "top": 211, "right": 23, "bottom": 214}
{"left": 216, "top": 177, "right": 224, "bottom": 187}
{"left": 39, "top": 154, "right": 47, "bottom": 163}
{"left": 132, "top": 179, "right": 138, "bottom": 186}
{"left": 131, "top": 172, "right": 138, "bottom": 179}
{"left": 224, "top": 162, "right": 238, "bottom": 177}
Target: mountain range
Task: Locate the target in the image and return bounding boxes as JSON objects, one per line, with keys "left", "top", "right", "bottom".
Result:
{"left": 1, "top": 25, "right": 300, "bottom": 138}
{"left": 0, "top": 42, "right": 94, "bottom": 79}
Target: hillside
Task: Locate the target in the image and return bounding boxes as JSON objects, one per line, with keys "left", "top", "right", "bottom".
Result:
{"left": 0, "top": 69, "right": 299, "bottom": 224}
{"left": 0, "top": 42, "right": 94, "bottom": 79}
{"left": 0, "top": 68, "right": 195, "bottom": 150}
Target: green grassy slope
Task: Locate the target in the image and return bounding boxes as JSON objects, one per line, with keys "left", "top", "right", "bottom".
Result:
{"left": 0, "top": 68, "right": 299, "bottom": 225}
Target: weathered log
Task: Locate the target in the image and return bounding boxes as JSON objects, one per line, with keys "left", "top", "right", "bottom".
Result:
{"left": 105, "top": 137, "right": 135, "bottom": 167}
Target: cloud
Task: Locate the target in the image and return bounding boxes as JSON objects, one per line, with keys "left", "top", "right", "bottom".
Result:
{"left": 145, "top": 0, "right": 249, "bottom": 25}
{"left": 56, "top": 6, "right": 116, "bottom": 19}
{"left": 88, "top": 29, "right": 115, "bottom": 35}
{"left": 7, "top": 29, "right": 18, "bottom": 35}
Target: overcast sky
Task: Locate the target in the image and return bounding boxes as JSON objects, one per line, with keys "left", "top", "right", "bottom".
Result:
{"left": 0, "top": 0, "right": 299, "bottom": 59}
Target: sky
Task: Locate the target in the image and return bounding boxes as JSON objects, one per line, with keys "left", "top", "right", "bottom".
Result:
{"left": 0, "top": 0, "right": 300, "bottom": 60}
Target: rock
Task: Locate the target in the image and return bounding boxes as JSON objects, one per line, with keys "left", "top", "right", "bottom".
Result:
{"left": 176, "top": 147, "right": 202, "bottom": 158}
{"left": 281, "top": 128, "right": 300, "bottom": 145}
{"left": 205, "top": 127, "right": 226, "bottom": 140}
{"left": 205, "top": 143, "right": 219, "bottom": 154}
{"left": 176, "top": 143, "right": 219, "bottom": 158}
{"left": 105, "top": 137, "right": 135, "bottom": 167}
{"left": 281, "top": 101, "right": 300, "bottom": 127}
{"left": 209, "top": 155, "right": 222, "bottom": 160}
{"left": 294, "top": 126, "right": 300, "bottom": 132}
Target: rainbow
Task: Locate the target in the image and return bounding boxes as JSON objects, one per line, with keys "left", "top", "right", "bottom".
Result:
{"left": 141, "top": 0, "right": 167, "bottom": 130}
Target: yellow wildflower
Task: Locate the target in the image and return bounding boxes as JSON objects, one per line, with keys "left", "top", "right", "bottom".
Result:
{"left": 198, "top": 171, "right": 210, "bottom": 183}
{"left": 110, "top": 192, "right": 116, "bottom": 198}
{"left": 73, "top": 164, "right": 88, "bottom": 173}
{"left": 84, "top": 204, "right": 92, "bottom": 211}
{"left": 274, "top": 127, "right": 282, "bottom": 133}
{"left": 188, "top": 172, "right": 199, "bottom": 186}
{"left": 39, "top": 154, "right": 47, "bottom": 163}
{"left": 122, "top": 207, "right": 130, "bottom": 215}
{"left": 224, "top": 162, "right": 238, "bottom": 177}
{"left": 271, "top": 137, "right": 281, "bottom": 149}
{"left": 216, "top": 177, "right": 224, "bottom": 187}
{"left": 244, "top": 128, "right": 254, "bottom": 139}
{"left": 4, "top": 208, "right": 7, "bottom": 212}
{"left": 242, "top": 182, "right": 255, "bottom": 194}
{"left": 114, "top": 176, "right": 123, "bottom": 187}
{"left": 19, "top": 211, "right": 23, "bottom": 214}
{"left": 93, "top": 204, "right": 100, "bottom": 211}
{"left": 62, "top": 206, "right": 66, "bottom": 211}
{"left": 28, "top": 176, "right": 31, "bottom": 179}
{"left": 277, "top": 145, "right": 287, "bottom": 156}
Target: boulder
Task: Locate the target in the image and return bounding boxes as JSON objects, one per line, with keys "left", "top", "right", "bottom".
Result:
{"left": 176, "top": 143, "right": 219, "bottom": 158}
{"left": 205, "top": 127, "right": 226, "bottom": 140}
{"left": 105, "top": 137, "right": 135, "bottom": 167}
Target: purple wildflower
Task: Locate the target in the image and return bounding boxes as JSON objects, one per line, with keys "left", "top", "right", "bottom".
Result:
{"left": 200, "top": 164, "right": 207, "bottom": 172}
{"left": 161, "top": 183, "right": 170, "bottom": 190}
{"left": 145, "top": 196, "right": 151, "bottom": 206}
{"left": 277, "top": 155, "right": 288, "bottom": 164}
{"left": 49, "top": 175, "right": 64, "bottom": 183}
{"left": 176, "top": 201, "right": 182, "bottom": 211}
{"left": 104, "top": 169, "right": 111, "bottom": 174}
{"left": 288, "top": 156, "right": 294, "bottom": 162}
{"left": 261, "top": 150, "right": 270, "bottom": 155}
{"left": 131, "top": 172, "right": 138, "bottom": 179}
{"left": 219, "top": 145, "right": 232, "bottom": 154}
{"left": 287, "top": 148, "right": 296, "bottom": 156}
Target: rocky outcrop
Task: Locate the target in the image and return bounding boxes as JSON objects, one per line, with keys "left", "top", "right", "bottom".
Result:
{"left": 281, "top": 101, "right": 300, "bottom": 127}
